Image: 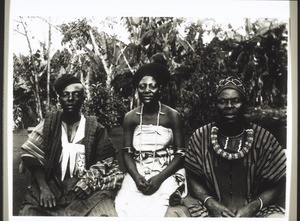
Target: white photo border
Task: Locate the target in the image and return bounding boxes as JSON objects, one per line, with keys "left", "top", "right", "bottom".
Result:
{"left": 4, "top": 0, "right": 297, "bottom": 221}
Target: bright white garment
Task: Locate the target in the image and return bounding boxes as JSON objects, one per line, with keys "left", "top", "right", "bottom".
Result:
{"left": 133, "top": 125, "right": 173, "bottom": 177}
{"left": 60, "top": 115, "right": 86, "bottom": 181}
{"left": 115, "top": 124, "right": 186, "bottom": 217}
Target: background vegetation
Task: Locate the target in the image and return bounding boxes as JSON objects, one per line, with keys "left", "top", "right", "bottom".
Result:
{"left": 13, "top": 17, "right": 287, "bottom": 145}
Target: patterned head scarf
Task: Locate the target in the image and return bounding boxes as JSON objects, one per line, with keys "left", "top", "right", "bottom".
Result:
{"left": 53, "top": 74, "right": 82, "bottom": 95}
{"left": 216, "top": 76, "right": 247, "bottom": 100}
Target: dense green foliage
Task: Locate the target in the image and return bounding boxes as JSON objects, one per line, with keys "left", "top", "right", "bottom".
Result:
{"left": 83, "top": 83, "right": 128, "bottom": 129}
{"left": 13, "top": 17, "right": 287, "bottom": 137}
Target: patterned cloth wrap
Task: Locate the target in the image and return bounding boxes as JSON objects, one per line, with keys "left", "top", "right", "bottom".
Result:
{"left": 75, "top": 159, "right": 124, "bottom": 195}
{"left": 134, "top": 147, "right": 185, "bottom": 168}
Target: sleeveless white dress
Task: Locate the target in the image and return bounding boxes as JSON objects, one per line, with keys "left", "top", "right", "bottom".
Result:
{"left": 115, "top": 105, "right": 186, "bottom": 217}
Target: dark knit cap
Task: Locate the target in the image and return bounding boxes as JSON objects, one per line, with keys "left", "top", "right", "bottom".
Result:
{"left": 53, "top": 74, "right": 82, "bottom": 95}
{"left": 216, "top": 76, "right": 247, "bottom": 100}
{"left": 132, "top": 63, "right": 170, "bottom": 88}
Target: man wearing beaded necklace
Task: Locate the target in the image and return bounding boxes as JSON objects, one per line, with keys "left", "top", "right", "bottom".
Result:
{"left": 183, "top": 76, "right": 286, "bottom": 217}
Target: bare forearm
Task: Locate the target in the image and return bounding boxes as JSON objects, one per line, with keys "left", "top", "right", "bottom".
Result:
{"left": 187, "top": 171, "right": 236, "bottom": 217}
{"left": 236, "top": 178, "right": 286, "bottom": 217}
{"left": 33, "top": 168, "right": 49, "bottom": 190}
{"left": 256, "top": 178, "right": 286, "bottom": 208}
{"left": 32, "top": 168, "right": 57, "bottom": 208}
{"left": 187, "top": 171, "right": 212, "bottom": 202}
{"left": 123, "top": 153, "right": 140, "bottom": 180}
{"left": 156, "top": 155, "right": 183, "bottom": 181}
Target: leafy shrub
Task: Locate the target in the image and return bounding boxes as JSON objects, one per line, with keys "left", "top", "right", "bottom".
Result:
{"left": 83, "top": 83, "right": 128, "bottom": 130}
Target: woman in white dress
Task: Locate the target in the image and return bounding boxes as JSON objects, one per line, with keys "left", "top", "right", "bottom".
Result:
{"left": 115, "top": 63, "right": 189, "bottom": 217}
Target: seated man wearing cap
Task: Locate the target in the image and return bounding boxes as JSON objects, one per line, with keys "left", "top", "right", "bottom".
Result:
{"left": 19, "top": 74, "right": 123, "bottom": 216}
{"left": 183, "top": 76, "right": 286, "bottom": 217}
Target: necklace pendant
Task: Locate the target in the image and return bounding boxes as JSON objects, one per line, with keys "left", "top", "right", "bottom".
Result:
{"left": 237, "top": 140, "right": 242, "bottom": 152}
{"left": 224, "top": 137, "right": 229, "bottom": 149}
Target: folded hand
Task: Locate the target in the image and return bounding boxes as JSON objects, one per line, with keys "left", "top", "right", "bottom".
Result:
{"left": 206, "top": 198, "right": 235, "bottom": 217}
{"left": 134, "top": 174, "right": 149, "bottom": 193}
{"left": 143, "top": 175, "right": 163, "bottom": 195}
{"left": 235, "top": 199, "right": 260, "bottom": 217}
{"left": 39, "top": 185, "right": 56, "bottom": 208}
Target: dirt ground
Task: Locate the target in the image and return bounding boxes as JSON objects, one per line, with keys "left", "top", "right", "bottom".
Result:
{"left": 12, "top": 127, "right": 125, "bottom": 216}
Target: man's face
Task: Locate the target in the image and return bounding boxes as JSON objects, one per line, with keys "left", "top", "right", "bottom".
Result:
{"left": 59, "top": 83, "right": 85, "bottom": 114}
{"left": 216, "top": 88, "right": 245, "bottom": 124}
{"left": 137, "top": 76, "right": 161, "bottom": 104}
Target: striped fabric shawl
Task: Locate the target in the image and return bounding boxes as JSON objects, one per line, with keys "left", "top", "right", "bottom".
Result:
{"left": 43, "top": 111, "right": 63, "bottom": 181}
{"left": 22, "top": 111, "right": 118, "bottom": 182}
{"left": 185, "top": 122, "right": 286, "bottom": 202}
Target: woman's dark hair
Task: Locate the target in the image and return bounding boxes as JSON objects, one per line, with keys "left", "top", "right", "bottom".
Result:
{"left": 132, "top": 63, "right": 170, "bottom": 88}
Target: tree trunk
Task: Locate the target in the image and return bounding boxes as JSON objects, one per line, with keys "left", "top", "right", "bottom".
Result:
{"left": 46, "top": 20, "right": 51, "bottom": 111}
{"left": 21, "top": 19, "right": 43, "bottom": 121}
{"left": 89, "top": 29, "right": 112, "bottom": 91}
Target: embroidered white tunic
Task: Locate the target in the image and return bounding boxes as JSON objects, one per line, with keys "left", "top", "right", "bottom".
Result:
{"left": 60, "top": 115, "right": 86, "bottom": 181}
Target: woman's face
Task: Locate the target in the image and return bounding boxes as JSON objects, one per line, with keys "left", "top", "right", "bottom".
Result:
{"left": 137, "top": 76, "right": 161, "bottom": 104}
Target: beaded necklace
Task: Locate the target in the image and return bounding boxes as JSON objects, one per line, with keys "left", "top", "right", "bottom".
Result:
{"left": 211, "top": 125, "right": 254, "bottom": 160}
{"left": 219, "top": 129, "right": 245, "bottom": 152}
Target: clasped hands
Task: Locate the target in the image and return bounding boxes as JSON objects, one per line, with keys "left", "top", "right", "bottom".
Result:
{"left": 205, "top": 198, "right": 260, "bottom": 217}
{"left": 134, "top": 174, "right": 163, "bottom": 195}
